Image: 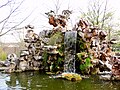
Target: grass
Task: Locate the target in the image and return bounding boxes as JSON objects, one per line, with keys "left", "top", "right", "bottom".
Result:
{"left": 0, "top": 51, "right": 7, "bottom": 61}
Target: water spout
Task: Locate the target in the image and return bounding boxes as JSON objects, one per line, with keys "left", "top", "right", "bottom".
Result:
{"left": 64, "top": 31, "right": 77, "bottom": 73}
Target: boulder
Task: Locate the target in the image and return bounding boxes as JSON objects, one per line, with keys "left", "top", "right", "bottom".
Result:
{"left": 52, "top": 72, "right": 82, "bottom": 81}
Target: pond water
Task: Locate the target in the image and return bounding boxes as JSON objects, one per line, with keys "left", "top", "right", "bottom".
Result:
{"left": 0, "top": 71, "right": 120, "bottom": 90}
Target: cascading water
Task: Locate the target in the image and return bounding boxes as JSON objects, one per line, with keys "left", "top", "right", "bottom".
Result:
{"left": 64, "top": 31, "right": 77, "bottom": 73}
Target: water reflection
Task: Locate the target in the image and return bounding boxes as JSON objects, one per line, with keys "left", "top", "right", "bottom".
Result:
{"left": 0, "top": 72, "right": 9, "bottom": 90}
{"left": 0, "top": 71, "right": 120, "bottom": 90}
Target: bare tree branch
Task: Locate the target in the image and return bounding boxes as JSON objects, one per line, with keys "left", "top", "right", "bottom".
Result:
{"left": 0, "top": 0, "right": 24, "bottom": 24}
{"left": 53, "top": 0, "right": 62, "bottom": 14}
{"left": 0, "top": 0, "right": 34, "bottom": 37}
{"left": 0, "top": 8, "right": 34, "bottom": 37}
{"left": 101, "top": 0, "right": 107, "bottom": 28}
{"left": 0, "top": 0, "right": 12, "bottom": 8}
{"left": 80, "top": 0, "right": 114, "bottom": 30}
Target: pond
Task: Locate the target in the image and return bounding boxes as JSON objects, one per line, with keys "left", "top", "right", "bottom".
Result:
{"left": 0, "top": 71, "right": 120, "bottom": 90}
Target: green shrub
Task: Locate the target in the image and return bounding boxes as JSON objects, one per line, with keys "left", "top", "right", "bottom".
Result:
{"left": 42, "top": 50, "right": 48, "bottom": 66}
{"left": 77, "top": 52, "right": 92, "bottom": 74}
{"left": 48, "top": 32, "right": 63, "bottom": 45}
{"left": 0, "top": 51, "right": 7, "bottom": 61}
{"left": 80, "top": 57, "right": 92, "bottom": 71}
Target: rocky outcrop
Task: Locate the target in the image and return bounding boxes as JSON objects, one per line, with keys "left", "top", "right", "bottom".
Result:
{"left": 0, "top": 10, "right": 120, "bottom": 81}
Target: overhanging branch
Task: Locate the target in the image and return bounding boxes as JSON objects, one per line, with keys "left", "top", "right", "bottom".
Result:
{"left": 0, "top": 9, "right": 34, "bottom": 37}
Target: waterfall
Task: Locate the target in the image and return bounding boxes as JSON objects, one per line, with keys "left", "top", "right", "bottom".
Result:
{"left": 64, "top": 31, "right": 77, "bottom": 73}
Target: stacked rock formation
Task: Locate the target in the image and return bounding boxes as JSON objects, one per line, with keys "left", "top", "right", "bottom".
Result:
{"left": 0, "top": 10, "right": 119, "bottom": 80}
